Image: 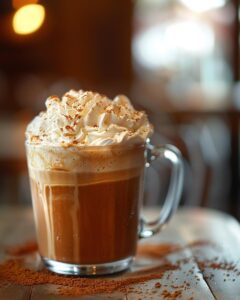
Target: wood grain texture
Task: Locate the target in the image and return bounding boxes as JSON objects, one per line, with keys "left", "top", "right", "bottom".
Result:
{"left": 0, "top": 206, "right": 240, "bottom": 299}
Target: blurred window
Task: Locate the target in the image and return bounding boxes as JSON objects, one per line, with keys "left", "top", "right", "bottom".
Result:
{"left": 133, "top": 0, "right": 233, "bottom": 110}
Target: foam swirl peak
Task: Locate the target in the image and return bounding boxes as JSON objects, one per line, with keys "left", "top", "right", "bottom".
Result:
{"left": 25, "top": 90, "right": 153, "bottom": 146}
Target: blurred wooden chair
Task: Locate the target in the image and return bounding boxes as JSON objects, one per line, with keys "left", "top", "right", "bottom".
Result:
{"left": 145, "top": 114, "right": 231, "bottom": 213}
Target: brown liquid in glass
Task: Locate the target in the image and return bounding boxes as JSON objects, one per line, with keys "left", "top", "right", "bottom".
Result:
{"left": 30, "top": 169, "right": 142, "bottom": 264}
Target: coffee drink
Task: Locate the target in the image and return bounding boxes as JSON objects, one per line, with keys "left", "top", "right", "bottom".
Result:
{"left": 25, "top": 90, "right": 152, "bottom": 273}
{"left": 27, "top": 145, "right": 145, "bottom": 264}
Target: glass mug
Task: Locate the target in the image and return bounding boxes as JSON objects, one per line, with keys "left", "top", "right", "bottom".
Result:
{"left": 26, "top": 140, "right": 184, "bottom": 276}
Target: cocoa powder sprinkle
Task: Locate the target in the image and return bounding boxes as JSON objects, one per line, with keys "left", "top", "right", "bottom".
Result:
{"left": 0, "top": 259, "right": 178, "bottom": 297}
{"left": 5, "top": 241, "right": 38, "bottom": 256}
{"left": 155, "top": 282, "right": 161, "bottom": 288}
{"left": 2, "top": 240, "right": 240, "bottom": 298}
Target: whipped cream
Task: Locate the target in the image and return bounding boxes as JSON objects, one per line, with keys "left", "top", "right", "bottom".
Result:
{"left": 26, "top": 90, "right": 153, "bottom": 146}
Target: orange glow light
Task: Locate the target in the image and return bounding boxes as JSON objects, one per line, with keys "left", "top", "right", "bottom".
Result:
{"left": 12, "top": 4, "right": 45, "bottom": 35}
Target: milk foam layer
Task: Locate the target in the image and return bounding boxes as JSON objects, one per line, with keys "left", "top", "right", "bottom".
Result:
{"left": 26, "top": 143, "right": 145, "bottom": 174}
{"left": 26, "top": 90, "right": 153, "bottom": 147}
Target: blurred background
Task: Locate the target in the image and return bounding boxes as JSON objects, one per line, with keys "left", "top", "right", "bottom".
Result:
{"left": 0, "top": 0, "right": 240, "bottom": 218}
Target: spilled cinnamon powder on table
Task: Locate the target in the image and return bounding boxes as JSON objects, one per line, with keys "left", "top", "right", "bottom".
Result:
{"left": 137, "top": 239, "right": 216, "bottom": 259}
{"left": 0, "top": 257, "right": 178, "bottom": 296}
{"left": 161, "top": 289, "right": 182, "bottom": 299}
{"left": 137, "top": 243, "right": 182, "bottom": 258}
{"left": 0, "top": 240, "right": 184, "bottom": 297}
{"left": 1, "top": 239, "right": 239, "bottom": 298}
{"left": 5, "top": 240, "right": 38, "bottom": 256}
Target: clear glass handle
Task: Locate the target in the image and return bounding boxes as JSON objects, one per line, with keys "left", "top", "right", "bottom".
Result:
{"left": 139, "top": 143, "right": 184, "bottom": 238}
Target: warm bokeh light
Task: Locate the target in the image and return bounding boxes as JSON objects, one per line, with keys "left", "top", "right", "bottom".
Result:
{"left": 12, "top": 0, "right": 38, "bottom": 9}
{"left": 133, "top": 21, "right": 214, "bottom": 69}
{"left": 179, "top": 0, "right": 227, "bottom": 13}
{"left": 12, "top": 4, "right": 45, "bottom": 35}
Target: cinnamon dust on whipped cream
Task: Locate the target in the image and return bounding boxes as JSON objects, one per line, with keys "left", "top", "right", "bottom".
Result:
{"left": 25, "top": 90, "right": 153, "bottom": 147}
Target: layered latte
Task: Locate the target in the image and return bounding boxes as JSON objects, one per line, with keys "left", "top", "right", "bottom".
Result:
{"left": 26, "top": 90, "right": 152, "bottom": 265}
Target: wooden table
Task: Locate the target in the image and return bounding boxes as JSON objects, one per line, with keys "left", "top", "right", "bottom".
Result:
{"left": 0, "top": 206, "right": 240, "bottom": 299}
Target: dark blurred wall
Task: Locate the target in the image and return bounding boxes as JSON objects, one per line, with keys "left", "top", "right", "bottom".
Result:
{"left": 54, "top": 0, "right": 133, "bottom": 92}
{"left": 0, "top": 0, "right": 133, "bottom": 112}
{"left": 0, "top": 0, "right": 133, "bottom": 204}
